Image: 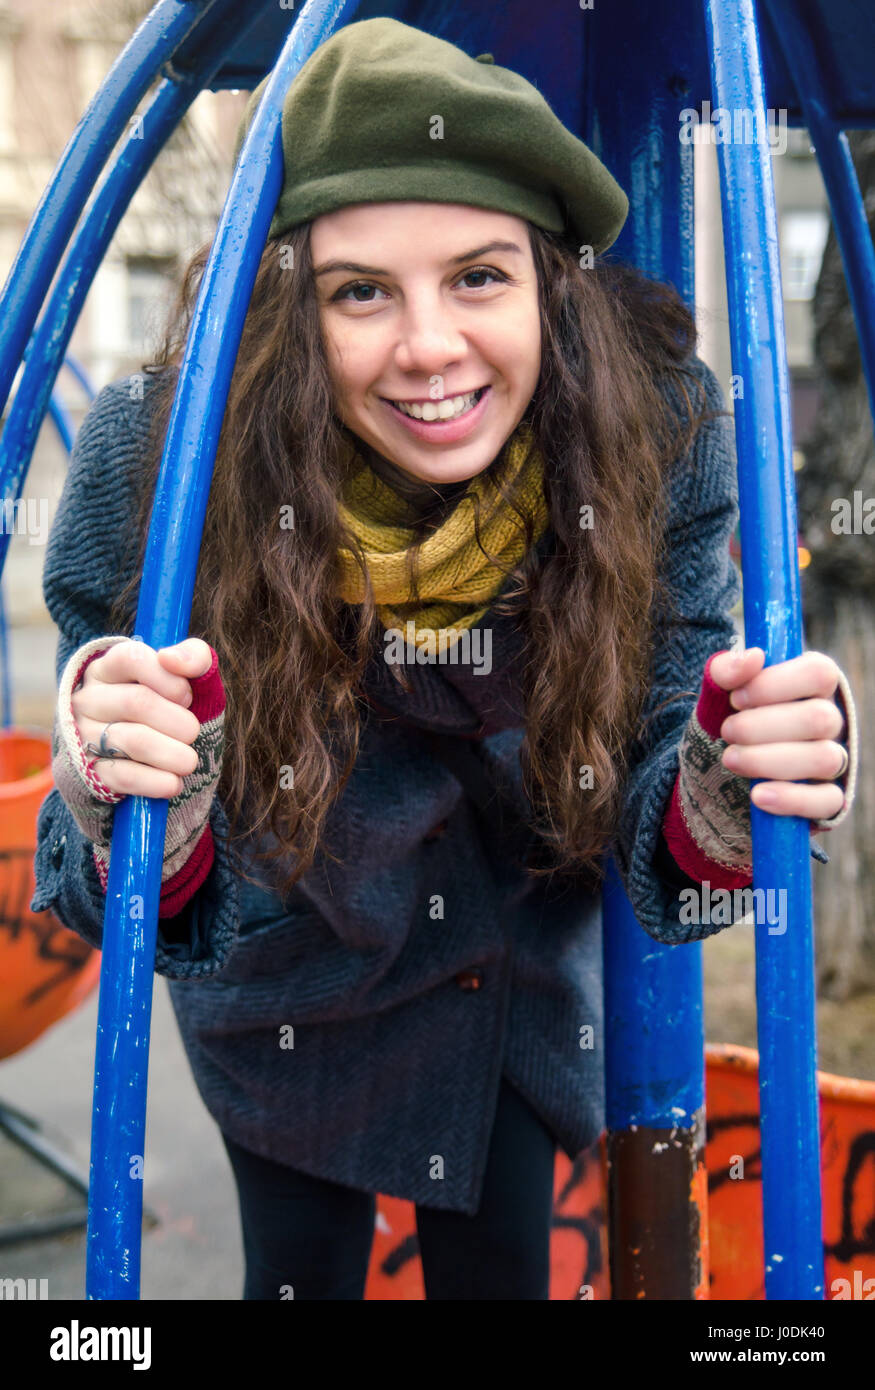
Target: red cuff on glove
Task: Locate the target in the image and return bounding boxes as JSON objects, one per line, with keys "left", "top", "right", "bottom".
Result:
{"left": 661, "top": 650, "right": 828, "bottom": 888}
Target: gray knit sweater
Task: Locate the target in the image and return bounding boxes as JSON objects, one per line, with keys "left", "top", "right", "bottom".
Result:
{"left": 30, "top": 354, "right": 814, "bottom": 1215}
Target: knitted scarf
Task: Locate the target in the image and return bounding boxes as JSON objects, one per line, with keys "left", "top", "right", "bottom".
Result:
{"left": 336, "top": 422, "right": 550, "bottom": 654}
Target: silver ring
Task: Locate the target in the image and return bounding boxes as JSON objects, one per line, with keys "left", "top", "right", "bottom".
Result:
{"left": 834, "top": 744, "right": 849, "bottom": 780}
{"left": 84, "top": 723, "right": 132, "bottom": 762}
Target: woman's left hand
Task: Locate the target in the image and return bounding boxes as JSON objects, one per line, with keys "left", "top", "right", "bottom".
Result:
{"left": 709, "top": 647, "right": 847, "bottom": 821}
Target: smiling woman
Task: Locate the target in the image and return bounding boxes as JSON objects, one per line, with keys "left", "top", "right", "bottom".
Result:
{"left": 311, "top": 203, "right": 542, "bottom": 480}
{"left": 108, "top": 206, "right": 713, "bottom": 896}
{"left": 37, "top": 14, "right": 857, "bottom": 1303}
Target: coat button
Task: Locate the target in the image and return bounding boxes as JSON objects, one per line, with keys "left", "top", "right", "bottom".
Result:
{"left": 455, "top": 967, "right": 484, "bottom": 991}
{"left": 50, "top": 834, "right": 67, "bottom": 870}
{"left": 423, "top": 818, "right": 449, "bottom": 843}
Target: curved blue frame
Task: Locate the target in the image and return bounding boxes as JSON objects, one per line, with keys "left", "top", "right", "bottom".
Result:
{"left": 85, "top": 0, "right": 361, "bottom": 1302}
{"left": 703, "top": 0, "right": 823, "bottom": 1299}
{"left": 0, "top": 0, "right": 218, "bottom": 418}
{"left": 764, "top": 0, "right": 875, "bottom": 425}
{"left": 0, "top": 366, "right": 90, "bottom": 730}
{"left": 594, "top": 0, "right": 707, "bottom": 1299}
{"left": 0, "top": 0, "right": 263, "bottom": 574}
{"left": 62, "top": 354, "right": 96, "bottom": 404}
{"left": 1, "top": 0, "right": 869, "bottom": 1300}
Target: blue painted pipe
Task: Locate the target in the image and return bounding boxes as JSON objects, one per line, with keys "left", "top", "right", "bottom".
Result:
{"left": 592, "top": 0, "right": 708, "bottom": 1297}
{"left": 764, "top": 0, "right": 875, "bottom": 429}
{"left": 47, "top": 395, "right": 75, "bottom": 457}
{"left": 0, "top": 0, "right": 267, "bottom": 572}
{"left": 86, "top": 0, "right": 362, "bottom": 1301}
{"left": 0, "top": 390, "right": 73, "bottom": 728}
{"left": 603, "top": 863, "right": 706, "bottom": 1132}
{"left": 62, "top": 355, "right": 96, "bottom": 405}
{"left": 0, "top": 0, "right": 218, "bottom": 419}
{"left": 703, "top": 0, "right": 824, "bottom": 1299}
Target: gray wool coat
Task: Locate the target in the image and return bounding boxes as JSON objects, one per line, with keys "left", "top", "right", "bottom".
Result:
{"left": 31, "top": 353, "right": 816, "bottom": 1216}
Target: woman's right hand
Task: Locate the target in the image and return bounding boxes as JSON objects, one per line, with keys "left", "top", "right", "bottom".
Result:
{"left": 70, "top": 637, "right": 213, "bottom": 800}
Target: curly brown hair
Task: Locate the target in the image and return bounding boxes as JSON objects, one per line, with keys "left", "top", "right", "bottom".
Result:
{"left": 107, "top": 220, "right": 722, "bottom": 901}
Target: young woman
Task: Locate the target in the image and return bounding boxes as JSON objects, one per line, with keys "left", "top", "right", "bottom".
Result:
{"left": 35, "top": 18, "right": 857, "bottom": 1300}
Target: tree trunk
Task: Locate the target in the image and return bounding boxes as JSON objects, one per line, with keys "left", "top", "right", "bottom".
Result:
{"left": 795, "top": 130, "right": 875, "bottom": 1001}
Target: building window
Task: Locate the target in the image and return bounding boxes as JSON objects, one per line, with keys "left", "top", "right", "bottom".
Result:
{"left": 781, "top": 209, "right": 829, "bottom": 300}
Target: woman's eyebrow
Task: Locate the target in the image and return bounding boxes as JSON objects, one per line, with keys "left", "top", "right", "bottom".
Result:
{"left": 313, "top": 240, "right": 524, "bottom": 278}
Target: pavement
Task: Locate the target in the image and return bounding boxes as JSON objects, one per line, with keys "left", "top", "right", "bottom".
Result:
{"left": 1, "top": 976, "right": 243, "bottom": 1300}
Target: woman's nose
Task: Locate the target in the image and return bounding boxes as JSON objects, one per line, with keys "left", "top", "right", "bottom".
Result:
{"left": 394, "top": 296, "right": 468, "bottom": 373}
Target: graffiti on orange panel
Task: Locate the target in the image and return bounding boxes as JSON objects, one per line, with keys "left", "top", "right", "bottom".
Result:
{"left": 364, "top": 1046, "right": 875, "bottom": 1300}
{"left": 365, "top": 1137, "right": 610, "bottom": 1301}
{"left": 705, "top": 1045, "right": 875, "bottom": 1300}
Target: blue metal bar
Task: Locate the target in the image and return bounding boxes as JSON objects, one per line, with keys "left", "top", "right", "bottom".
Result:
{"left": 63, "top": 355, "right": 96, "bottom": 404}
{"left": 0, "top": 390, "right": 73, "bottom": 728}
{"left": 703, "top": 0, "right": 824, "bottom": 1299}
{"left": 0, "top": 1, "right": 261, "bottom": 572}
{"left": 591, "top": 4, "right": 709, "bottom": 1298}
{"left": 603, "top": 865, "right": 705, "bottom": 1135}
{"left": 86, "top": 0, "right": 361, "bottom": 1301}
{"left": 0, "top": 386, "right": 72, "bottom": 729}
{"left": 0, "top": 0, "right": 219, "bottom": 418}
{"left": 764, "top": 0, "right": 875, "bottom": 431}
{"left": 47, "top": 394, "right": 75, "bottom": 456}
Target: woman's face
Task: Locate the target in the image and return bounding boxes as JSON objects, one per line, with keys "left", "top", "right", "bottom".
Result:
{"left": 311, "top": 202, "right": 542, "bottom": 486}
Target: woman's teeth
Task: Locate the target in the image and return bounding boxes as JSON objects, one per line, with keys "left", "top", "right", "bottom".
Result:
{"left": 392, "top": 389, "right": 481, "bottom": 421}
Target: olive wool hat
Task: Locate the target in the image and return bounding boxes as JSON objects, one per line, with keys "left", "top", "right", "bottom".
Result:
{"left": 233, "top": 16, "right": 629, "bottom": 255}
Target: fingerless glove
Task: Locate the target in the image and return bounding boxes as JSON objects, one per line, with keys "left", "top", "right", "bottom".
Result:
{"left": 51, "top": 636, "right": 226, "bottom": 917}
{"left": 661, "top": 650, "right": 858, "bottom": 888}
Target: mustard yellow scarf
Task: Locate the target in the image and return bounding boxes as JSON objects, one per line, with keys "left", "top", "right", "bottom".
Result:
{"left": 336, "top": 423, "right": 550, "bottom": 654}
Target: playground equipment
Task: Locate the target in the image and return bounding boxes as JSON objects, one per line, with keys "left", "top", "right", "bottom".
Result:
{"left": 1, "top": 0, "right": 873, "bottom": 1298}
{"left": 0, "top": 728, "right": 99, "bottom": 1063}
{"left": 0, "top": 354, "right": 100, "bottom": 1053}
{"left": 364, "top": 1047, "right": 875, "bottom": 1299}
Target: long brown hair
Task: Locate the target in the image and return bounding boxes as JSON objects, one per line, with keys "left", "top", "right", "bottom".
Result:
{"left": 108, "top": 220, "right": 723, "bottom": 899}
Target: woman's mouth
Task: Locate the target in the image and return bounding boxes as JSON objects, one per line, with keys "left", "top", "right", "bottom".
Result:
{"left": 380, "top": 386, "right": 490, "bottom": 442}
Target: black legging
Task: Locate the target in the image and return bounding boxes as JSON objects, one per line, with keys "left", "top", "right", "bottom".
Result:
{"left": 220, "top": 1076, "right": 557, "bottom": 1300}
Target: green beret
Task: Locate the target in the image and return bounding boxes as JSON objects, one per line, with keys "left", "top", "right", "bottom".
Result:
{"left": 232, "top": 17, "right": 628, "bottom": 256}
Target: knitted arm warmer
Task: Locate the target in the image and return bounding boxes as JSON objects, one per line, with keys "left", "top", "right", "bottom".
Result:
{"left": 51, "top": 635, "right": 226, "bottom": 918}
{"left": 661, "top": 649, "right": 858, "bottom": 887}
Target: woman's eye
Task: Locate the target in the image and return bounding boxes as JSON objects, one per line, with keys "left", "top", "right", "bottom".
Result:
{"left": 334, "top": 281, "right": 390, "bottom": 303}
{"left": 332, "top": 266, "right": 508, "bottom": 303}
{"left": 458, "top": 266, "right": 507, "bottom": 290}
